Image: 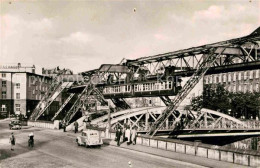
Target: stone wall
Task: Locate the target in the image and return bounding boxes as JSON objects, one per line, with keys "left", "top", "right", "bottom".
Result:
{"left": 135, "top": 135, "right": 260, "bottom": 167}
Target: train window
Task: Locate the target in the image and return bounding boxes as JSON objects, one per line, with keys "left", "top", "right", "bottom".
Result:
{"left": 154, "top": 83, "right": 159, "bottom": 90}
{"left": 134, "top": 85, "right": 137, "bottom": 91}
{"left": 121, "top": 86, "right": 125, "bottom": 92}
{"left": 112, "top": 86, "right": 114, "bottom": 93}
{"left": 147, "top": 83, "right": 151, "bottom": 91}
{"left": 161, "top": 82, "right": 165, "bottom": 90}
{"left": 139, "top": 84, "right": 143, "bottom": 91}
{"left": 169, "top": 82, "right": 172, "bottom": 89}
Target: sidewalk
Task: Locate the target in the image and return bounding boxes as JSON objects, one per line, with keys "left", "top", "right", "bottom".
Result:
{"left": 105, "top": 139, "right": 249, "bottom": 168}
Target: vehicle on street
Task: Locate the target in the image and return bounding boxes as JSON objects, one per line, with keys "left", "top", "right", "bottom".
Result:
{"left": 76, "top": 129, "right": 103, "bottom": 147}
{"left": 9, "top": 120, "right": 22, "bottom": 130}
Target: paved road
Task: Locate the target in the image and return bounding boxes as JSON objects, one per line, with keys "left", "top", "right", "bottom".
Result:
{"left": 0, "top": 120, "right": 204, "bottom": 168}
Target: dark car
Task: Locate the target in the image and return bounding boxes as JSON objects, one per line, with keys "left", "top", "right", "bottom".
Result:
{"left": 9, "top": 120, "right": 22, "bottom": 130}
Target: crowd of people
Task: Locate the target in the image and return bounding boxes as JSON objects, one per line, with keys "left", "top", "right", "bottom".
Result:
{"left": 115, "top": 125, "right": 137, "bottom": 146}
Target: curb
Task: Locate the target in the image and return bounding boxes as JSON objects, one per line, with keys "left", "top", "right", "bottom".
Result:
{"left": 108, "top": 143, "right": 208, "bottom": 168}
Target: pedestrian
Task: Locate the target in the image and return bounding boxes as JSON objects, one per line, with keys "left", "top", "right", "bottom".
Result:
{"left": 122, "top": 126, "right": 126, "bottom": 142}
{"left": 63, "top": 121, "right": 66, "bottom": 132}
{"left": 131, "top": 127, "right": 137, "bottom": 145}
{"left": 115, "top": 127, "right": 122, "bottom": 146}
{"left": 28, "top": 132, "right": 34, "bottom": 148}
{"left": 125, "top": 126, "right": 131, "bottom": 145}
{"left": 9, "top": 132, "right": 15, "bottom": 151}
{"left": 74, "top": 121, "right": 78, "bottom": 133}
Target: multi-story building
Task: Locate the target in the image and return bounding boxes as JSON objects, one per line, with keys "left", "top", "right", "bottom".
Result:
{"left": 204, "top": 69, "right": 260, "bottom": 93}
{"left": 0, "top": 63, "right": 60, "bottom": 119}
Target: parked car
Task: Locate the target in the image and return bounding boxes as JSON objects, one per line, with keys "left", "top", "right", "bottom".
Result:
{"left": 9, "top": 120, "right": 22, "bottom": 130}
{"left": 76, "top": 129, "right": 103, "bottom": 147}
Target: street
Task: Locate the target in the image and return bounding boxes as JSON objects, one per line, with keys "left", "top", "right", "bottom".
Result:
{"left": 0, "top": 120, "right": 204, "bottom": 168}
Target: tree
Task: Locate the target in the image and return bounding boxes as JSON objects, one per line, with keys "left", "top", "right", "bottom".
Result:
{"left": 191, "top": 84, "right": 231, "bottom": 114}
{"left": 191, "top": 84, "right": 260, "bottom": 119}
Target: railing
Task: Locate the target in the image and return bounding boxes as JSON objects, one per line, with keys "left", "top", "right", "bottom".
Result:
{"left": 122, "top": 120, "right": 260, "bottom": 132}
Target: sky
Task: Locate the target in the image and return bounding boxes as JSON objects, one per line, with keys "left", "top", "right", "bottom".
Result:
{"left": 0, "top": 0, "right": 259, "bottom": 74}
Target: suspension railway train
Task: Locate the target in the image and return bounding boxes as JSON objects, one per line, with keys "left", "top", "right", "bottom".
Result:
{"left": 99, "top": 79, "right": 182, "bottom": 98}
{"left": 69, "top": 79, "right": 182, "bottom": 98}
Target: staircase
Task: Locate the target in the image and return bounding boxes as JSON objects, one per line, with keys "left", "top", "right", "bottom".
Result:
{"left": 148, "top": 48, "right": 227, "bottom": 136}
{"left": 30, "top": 79, "right": 73, "bottom": 121}
{"left": 51, "top": 93, "right": 75, "bottom": 121}
{"left": 159, "top": 96, "right": 172, "bottom": 106}
{"left": 111, "top": 98, "right": 131, "bottom": 109}
{"left": 62, "top": 84, "right": 91, "bottom": 125}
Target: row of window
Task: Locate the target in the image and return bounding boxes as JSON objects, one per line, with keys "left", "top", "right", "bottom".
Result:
{"left": 103, "top": 85, "right": 132, "bottom": 94}
{"left": 1, "top": 104, "right": 20, "bottom": 112}
{"left": 1, "top": 73, "right": 6, "bottom": 78}
{"left": 103, "top": 81, "right": 173, "bottom": 94}
{"left": 226, "top": 83, "right": 260, "bottom": 93}
{"left": 1, "top": 91, "right": 46, "bottom": 99}
{"left": 1, "top": 81, "right": 21, "bottom": 89}
{"left": 134, "top": 82, "right": 172, "bottom": 92}
{"left": 205, "top": 70, "right": 260, "bottom": 84}
{"left": 1, "top": 92, "right": 20, "bottom": 99}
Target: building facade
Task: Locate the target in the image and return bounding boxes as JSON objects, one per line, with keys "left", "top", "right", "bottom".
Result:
{"left": 204, "top": 69, "right": 260, "bottom": 93}
{"left": 0, "top": 64, "right": 60, "bottom": 118}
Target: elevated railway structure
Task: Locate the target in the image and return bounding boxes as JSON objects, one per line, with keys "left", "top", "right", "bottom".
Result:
{"left": 30, "top": 27, "right": 260, "bottom": 143}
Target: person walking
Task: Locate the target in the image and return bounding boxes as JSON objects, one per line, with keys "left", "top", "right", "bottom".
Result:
{"left": 63, "top": 121, "right": 67, "bottom": 132}
{"left": 115, "top": 127, "right": 122, "bottom": 146}
{"left": 74, "top": 121, "right": 78, "bottom": 133}
{"left": 131, "top": 127, "right": 137, "bottom": 145}
{"left": 28, "top": 132, "right": 34, "bottom": 148}
{"left": 125, "top": 127, "right": 131, "bottom": 145}
{"left": 9, "top": 132, "right": 15, "bottom": 151}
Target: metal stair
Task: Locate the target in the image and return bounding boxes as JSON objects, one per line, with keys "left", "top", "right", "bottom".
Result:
{"left": 159, "top": 96, "right": 172, "bottom": 106}
{"left": 51, "top": 93, "right": 75, "bottom": 121}
{"left": 148, "top": 47, "right": 227, "bottom": 136}
{"left": 111, "top": 98, "right": 131, "bottom": 109}
{"left": 29, "top": 70, "right": 72, "bottom": 121}
{"left": 62, "top": 84, "right": 91, "bottom": 125}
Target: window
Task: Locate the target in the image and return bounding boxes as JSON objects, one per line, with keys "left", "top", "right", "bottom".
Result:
{"left": 1, "top": 105, "right": 7, "bottom": 112}
{"left": 134, "top": 85, "right": 137, "bottom": 91}
{"left": 238, "top": 72, "right": 242, "bottom": 80}
{"left": 16, "top": 83, "right": 20, "bottom": 89}
{"left": 249, "top": 70, "right": 253, "bottom": 79}
{"left": 228, "top": 73, "right": 231, "bottom": 82}
{"left": 219, "top": 74, "right": 222, "bottom": 83}
{"left": 205, "top": 76, "right": 208, "bottom": 84}
{"left": 2, "top": 81, "right": 6, "bottom": 87}
{"left": 250, "top": 84, "right": 253, "bottom": 92}
{"left": 244, "top": 85, "right": 247, "bottom": 93}
{"left": 209, "top": 76, "right": 213, "bottom": 83}
{"left": 215, "top": 76, "right": 219, "bottom": 83}
{"left": 256, "top": 70, "right": 259, "bottom": 79}
{"left": 233, "top": 73, "right": 236, "bottom": 81}
{"left": 223, "top": 74, "right": 226, "bottom": 82}
{"left": 15, "top": 104, "right": 20, "bottom": 112}
{"left": 244, "top": 72, "right": 248, "bottom": 80}
{"left": 233, "top": 86, "right": 236, "bottom": 92}
{"left": 16, "top": 93, "right": 20, "bottom": 99}
{"left": 2, "top": 73, "right": 6, "bottom": 78}
{"left": 2, "top": 91, "right": 6, "bottom": 99}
